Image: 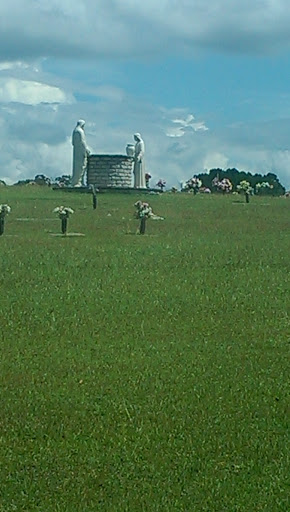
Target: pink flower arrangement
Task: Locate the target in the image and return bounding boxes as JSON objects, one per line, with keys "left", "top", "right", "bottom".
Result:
{"left": 145, "top": 173, "right": 152, "bottom": 189}
{"left": 212, "top": 177, "right": 232, "bottom": 193}
{"left": 156, "top": 179, "right": 166, "bottom": 190}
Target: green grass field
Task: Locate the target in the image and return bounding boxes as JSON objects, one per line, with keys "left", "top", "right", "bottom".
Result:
{"left": 0, "top": 187, "right": 289, "bottom": 511}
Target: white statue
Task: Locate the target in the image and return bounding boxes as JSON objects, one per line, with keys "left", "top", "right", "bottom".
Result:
{"left": 133, "top": 133, "right": 146, "bottom": 188}
{"left": 71, "top": 120, "right": 90, "bottom": 187}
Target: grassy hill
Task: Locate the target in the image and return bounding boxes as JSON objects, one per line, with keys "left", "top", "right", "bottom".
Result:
{"left": 0, "top": 187, "right": 289, "bottom": 511}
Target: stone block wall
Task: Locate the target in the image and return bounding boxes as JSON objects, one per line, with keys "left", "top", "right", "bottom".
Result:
{"left": 87, "top": 154, "right": 134, "bottom": 188}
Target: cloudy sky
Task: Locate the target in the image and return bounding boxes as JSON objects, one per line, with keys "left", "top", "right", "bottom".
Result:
{"left": 0, "top": 0, "right": 290, "bottom": 188}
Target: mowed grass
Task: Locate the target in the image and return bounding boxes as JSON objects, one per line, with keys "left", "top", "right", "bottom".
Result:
{"left": 0, "top": 187, "right": 289, "bottom": 511}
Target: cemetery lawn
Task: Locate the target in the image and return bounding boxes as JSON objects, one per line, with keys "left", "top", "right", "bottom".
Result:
{"left": 0, "top": 187, "right": 289, "bottom": 512}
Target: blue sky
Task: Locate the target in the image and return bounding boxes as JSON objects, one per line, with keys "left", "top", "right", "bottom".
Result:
{"left": 0, "top": 1, "right": 290, "bottom": 189}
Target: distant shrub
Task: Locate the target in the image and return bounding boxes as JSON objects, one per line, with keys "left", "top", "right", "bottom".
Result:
{"left": 54, "top": 175, "right": 72, "bottom": 187}
{"left": 14, "top": 179, "right": 35, "bottom": 186}
{"left": 34, "top": 174, "right": 51, "bottom": 186}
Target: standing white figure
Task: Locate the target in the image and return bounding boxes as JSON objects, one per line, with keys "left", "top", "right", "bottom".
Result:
{"left": 71, "top": 120, "right": 90, "bottom": 187}
{"left": 133, "top": 133, "right": 146, "bottom": 189}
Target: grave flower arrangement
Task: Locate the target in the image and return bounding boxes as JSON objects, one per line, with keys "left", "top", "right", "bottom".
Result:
{"left": 53, "top": 206, "right": 74, "bottom": 234}
{"left": 212, "top": 177, "right": 232, "bottom": 193}
{"left": 145, "top": 173, "right": 152, "bottom": 189}
{"left": 186, "top": 176, "right": 202, "bottom": 194}
{"left": 0, "top": 204, "right": 11, "bottom": 235}
{"left": 237, "top": 180, "right": 252, "bottom": 193}
{"left": 236, "top": 181, "right": 253, "bottom": 202}
{"left": 255, "top": 182, "right": 272, "bottom": 194}
{"left": 156, "top": 179, "right": 166, "bottom": 191}
{"left": 218, "top": 178, "right": 232, "bottom": 193}
{"left": 134, "top": 201, "right": 152, "bottom": 234}
{"left": 134, "top": 201, "right": 164, "bottom": 234}
{"left": 134, "top": 201, "right": 153, "bottom": 219}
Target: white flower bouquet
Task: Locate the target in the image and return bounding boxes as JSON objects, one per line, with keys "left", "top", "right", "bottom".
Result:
{"left": 134, "top": 201, "right": 164, "bottom": 234}
{"left": 134, "top": 201, "right": 153, "bottom": 219}
{"left": 237, "top": 181, "right": 253, "bottom": 202}
{"left": 53, "top": 206, "right": 74, "bottom": 218}
{"left": 53, "top": 206, "right": 74, "bottom": 234}
{"left": 186, "top": 177, "right": 202, "bottom": 194}
{"left": 0, "top": 204, "right": 11, "bottom": 235}
{"left": 0, "top": 204, "right": 11, "bottom": 216}
{"left": 237, "top": 180, "right": 252, "bottom": 192}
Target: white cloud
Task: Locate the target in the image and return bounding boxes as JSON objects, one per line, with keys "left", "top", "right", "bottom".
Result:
{"left": 167, "top": 114, "right": 208, "bottom": 137}
{"left": 0, "top": 78, "right": 73, "bottom": 105}
{"left": 0, "top": 61, "right": 31, "bottom": 71}
{"left": 94, "top": 85, "right": 125, "bottom": 102}
{"left": 0, "top": 136, "right": 72, "bottom": 185}
{"left": 166, "top": 127, "right": 185, "bottom": 138}
{"left": 202, "top": 152, "right": 229, "bottom": 171}
{"left": 1, "top": 1, "right": 290, "bottom": 60}
{"left": 172, "top": 114, "right": 196, "bottom": 126}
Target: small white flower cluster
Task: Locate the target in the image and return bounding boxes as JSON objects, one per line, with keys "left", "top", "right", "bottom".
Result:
{"left": 256, "top": 182, "right": 272, "bottom": 190}
{"left": 53, "top": 206, "right": 74, "bottom": 218}
{"left": 237, "top": 180, "right": 253, "bottom": 193}
{"left": 0, "top": 204, "right": 11, "bottom": 216}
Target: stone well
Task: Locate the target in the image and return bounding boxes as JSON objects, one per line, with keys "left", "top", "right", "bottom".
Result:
{"left": 87, "top": 154, "right": 134, "bottom": 189}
